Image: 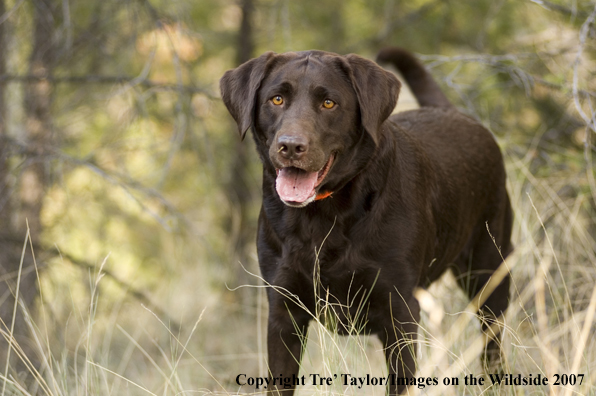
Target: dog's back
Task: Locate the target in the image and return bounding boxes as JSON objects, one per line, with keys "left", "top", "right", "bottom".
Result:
{"left": 378, "top": 47, "right": 513, "bottom": 278}
{"left": 378, "top": 48, "right": 514, "bottom": 369}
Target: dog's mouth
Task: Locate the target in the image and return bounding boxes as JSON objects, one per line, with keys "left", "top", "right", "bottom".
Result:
{"left": 275, "top": 154, "right": 335, "bottom": 207}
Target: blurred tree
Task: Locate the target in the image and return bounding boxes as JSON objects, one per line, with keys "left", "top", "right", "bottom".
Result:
{"left": 226, "top": 0, "right": 257, "bottom": 293}
{"left": 0, "top": 0, "right": 60, "bottom": 372}
{"left": 0, "top": 0, "right": 12, "bottom": 368}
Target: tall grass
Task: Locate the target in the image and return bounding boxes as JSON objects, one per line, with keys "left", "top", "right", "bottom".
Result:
{"left": 1, "top": 148, "right": 595, "bottom": 396}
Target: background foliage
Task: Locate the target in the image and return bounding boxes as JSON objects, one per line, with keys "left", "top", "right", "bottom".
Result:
{"left": 0, "top": 0, "right": 595, "bottom": 395}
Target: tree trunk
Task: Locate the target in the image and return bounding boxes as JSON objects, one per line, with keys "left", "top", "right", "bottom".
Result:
{"left": 0, "top": 0, "right": 57, "bottom": 374}
{"left": 227, "top": 0, "right": 256, "bottom": 288}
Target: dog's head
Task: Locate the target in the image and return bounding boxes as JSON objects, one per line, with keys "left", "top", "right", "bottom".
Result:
{"left": 220, "top": 51, "right": 400, "bottom": 207}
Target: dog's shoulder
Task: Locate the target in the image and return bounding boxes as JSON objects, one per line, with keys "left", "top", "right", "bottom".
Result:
{"left": 388, "top": 108, "right": 499, "bottom": 153}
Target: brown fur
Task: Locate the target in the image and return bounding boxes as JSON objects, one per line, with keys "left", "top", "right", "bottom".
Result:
{"left": 220, "top": 47, "right": 513, "bottom": 395}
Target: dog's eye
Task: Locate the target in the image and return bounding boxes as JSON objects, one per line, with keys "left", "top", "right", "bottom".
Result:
{"left": 323, "top": 99, "right": 335, "bottom": 109}
{"left": 271, "top": 95, "right": 284, "bottom": 106}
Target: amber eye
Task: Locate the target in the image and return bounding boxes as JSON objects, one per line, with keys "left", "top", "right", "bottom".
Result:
{"left": 323, "top": 99, "right": 335, "bottom": 109}
{"left": 271, "top": 95, "right": 284, "bottom": 105}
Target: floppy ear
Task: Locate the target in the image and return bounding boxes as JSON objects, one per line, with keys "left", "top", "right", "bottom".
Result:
{"left": 220, "top": 52, "right": 276, "bottom": 139}
{"left": 344, "top": 54, "right": 401, "bottom": 145}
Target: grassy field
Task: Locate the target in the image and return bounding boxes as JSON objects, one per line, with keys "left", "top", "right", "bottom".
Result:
{"left": 1, "top": 130, "right": 595, "bottom": 396}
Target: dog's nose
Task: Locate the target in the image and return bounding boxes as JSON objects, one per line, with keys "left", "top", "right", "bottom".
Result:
{"left": 277, "top": 135, "right": 308, "bottom": 160}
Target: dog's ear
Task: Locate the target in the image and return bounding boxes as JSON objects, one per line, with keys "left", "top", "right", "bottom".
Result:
{"left": 220, "top": 52, "right": 276, "bottom": 139}
{"left": 344, "top": 54, "right": 401, "bottom": 145}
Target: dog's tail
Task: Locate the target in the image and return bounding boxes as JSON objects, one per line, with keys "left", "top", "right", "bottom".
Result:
{"left": 376, "top": 47, "right": 453, "bottom": 108}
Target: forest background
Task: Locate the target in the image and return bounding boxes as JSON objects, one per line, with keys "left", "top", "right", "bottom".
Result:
{"left": 0, "top": 0, "right": 595, "bottom": 395}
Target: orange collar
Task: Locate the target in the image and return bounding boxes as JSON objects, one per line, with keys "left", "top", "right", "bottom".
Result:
{"left": 315, "top": 191, "right": 333, "bottom": 201}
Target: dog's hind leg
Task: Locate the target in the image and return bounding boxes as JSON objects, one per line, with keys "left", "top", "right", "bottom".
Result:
{"left": 455, "top": 198, "right": 514, "bottom": 371}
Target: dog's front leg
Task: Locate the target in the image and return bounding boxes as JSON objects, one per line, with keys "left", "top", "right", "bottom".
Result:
{"left": 380, "top": 295, "right": 420, "bottom": 396}
{"left": 266, "top": 296, "right": 310, "bottom": 396}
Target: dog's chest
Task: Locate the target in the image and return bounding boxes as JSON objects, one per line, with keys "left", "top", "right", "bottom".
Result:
{"left": 288, "top": 241, "right": 381, "bottom": 334}
{"left": 280, "top": 214, "right": 378, "bottom": 276}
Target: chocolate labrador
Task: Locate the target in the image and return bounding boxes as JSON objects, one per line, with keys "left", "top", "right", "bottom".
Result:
{"left": 220, "top": 47, "right": 513, "bottom": 395}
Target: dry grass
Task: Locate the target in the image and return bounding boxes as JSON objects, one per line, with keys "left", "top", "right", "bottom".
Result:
{"left": 1, "top": 145, "right": 595, "bottom": 396}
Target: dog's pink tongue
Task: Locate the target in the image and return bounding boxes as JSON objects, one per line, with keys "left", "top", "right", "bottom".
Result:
{"left": 276, "top": 167, "right": 318, "bottom": 203}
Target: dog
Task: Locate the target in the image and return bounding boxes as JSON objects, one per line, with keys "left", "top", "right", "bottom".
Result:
{"left": 220, "top": 47, "right": 513, "bottom": 395}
